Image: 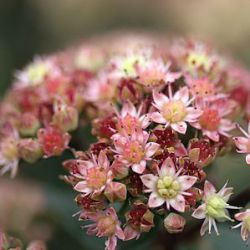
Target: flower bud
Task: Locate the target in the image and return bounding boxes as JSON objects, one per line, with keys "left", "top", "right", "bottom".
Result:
{"left": 18, "top": 113, "right": 40, "bottom": 137}
{"left": 104, "top": 182, "right": 127, "bottom": 202}
{"left": 97, "top": 216, "right": 116, "bottom": 237}
{"left": 18, "top": 139, "right": 43, "bottom": 163}
{"left": 164, "top": 213, "right": 186, "bottom": 234}
{"left": 111, "top": 160, "right": 129, "bottom": 179}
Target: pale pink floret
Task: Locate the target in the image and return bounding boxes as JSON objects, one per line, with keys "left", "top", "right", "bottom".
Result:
{"left": 151, "top": 86, "right": 202, "bottom": 134}
{"left": 140, "top": 157, "right": 197, "bottom": 212}
{"left": 84, "top": 207, "right": 125, "bottom": 250}
{"left": 74, "top": 151, "right": 113, "bottom": 196}
{"left": 233, "top": 209, "right": 250, "bottom": 242}
{"left": 112, "top": 131, "right": 159, "bottom": 174}
{"left": 233, "top": 123, "right": 250, "bottom": 164}
{"left": 191, "top": 98, "right": 235, "bottom": 142}
{"left": 136, "top": 59, "right": 181, "bottom": 87}
{"left": 115, "top": 101, "right": 150, "bottom": 136}
{"left": 192, "top": 181, "right": 240, "bottom": 236}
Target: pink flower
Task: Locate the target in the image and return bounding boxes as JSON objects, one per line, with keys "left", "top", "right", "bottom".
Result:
{"left": 233, "top": 123, "right": 250, "bottom": 164}
{"left": 191, "top": 98, "right": 235, "bottom": 141}
{"left": 0, "top": 127, "right": 19, "bottom": 178}
{"left": 192, "top": 181, "right": 240, "bottom": 236}
{"left": 151, "top": 86, "right": 201, "bottom": 134}
{"left": 84, "top": 207, "right": 125, "bottom": 250}
{"left": 74, "top": 151, "right": 113, "bottom": 196}
{"left": 112, "top": 131, "right": 159, "bottom": 174}
{"left": 136, "top": 59, "right": 181, "bottom": 87}
{"left": 140, "top": 157, "right": 197, "bottom": 212}
{"left": 115, "top": 101, "right": 150, "bottom": 136}
{"left": 233, "top": 209, "right": 250, "bottom": 242}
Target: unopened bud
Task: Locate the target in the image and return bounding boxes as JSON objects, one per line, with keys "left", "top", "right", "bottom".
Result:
{"left": 164, "top": 213, "right": 186, "bottom": 234}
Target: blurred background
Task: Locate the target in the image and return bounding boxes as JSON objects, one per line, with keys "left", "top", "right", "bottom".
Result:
{"left": 0, "top": 0, "right": 250, "bottom": 249}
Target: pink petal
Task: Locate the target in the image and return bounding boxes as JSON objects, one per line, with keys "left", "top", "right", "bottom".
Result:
{"left": 121, "top": 101, "right": 136, "bottom": 117}
{"left": 153, "top": 90, "right": 169, "bottom": 109}
{"left": 235, "top": 211, "right": 249, "bottom": 221}
{"left": 148, "top": 192, "right": 165, "bottom": 208}
{"left": 200, "top": 218, "right": 209, "bottom": 236}
{"left": 98, "top": 151, "right": 109, "bottom": 169}
{"left": 233, "top": 137, "right": 249, "bottom": 152}
{"left": 132, "top": 161, "right": 146, "bottom": 174}
{"left": 140, "top": 174, "right": 158, "bottom": 189}
{"left": 204, "top": 180, "right": 216, "bottom": 198}
{"left": 74, "top": 181, "right": 92, "bottom": 194}
{"left": 173, "top": 87, "right": 189, "bottom": 104}
{"left": 246, "top": 154, "right": 250, "bottom": 164}
{"left": 105, "top": 236, "right": 117, "bottom": 250}
{"left": 178, "top": 176, "right": 197, "bottom": 190}
{"left": 169, "top": 194, "right": 186, "bottom": 212}
{"left": 150, "top": 112, "right": 166, "bottom": 124}
{"left": 205, "top": 131, "right": 219, "bottom": 142}
{"left": 192, "top": 204, "right": 206, "bottom": 219}
{"left": 115, "top": 225, "right": 125, "bottom": 240}
{"left": 145, "top": 142, "right": 159, "bottom": 158}
{"left": 171, "top": 122, "right": 187, "bottom": 134}
{"left": 160, "top": 157, "right": 176, "bottom": 177}
{"left": 124, "top": 226, "right": 139, "bottom": 241}
{"left": 241, "top": 226, "right": 250, "bottom": 241}
{"left": 165, "top": 72, "right": 182, "bottom": 83}
{"left": 185, "top": 107, "right": 202, "bottom": 122}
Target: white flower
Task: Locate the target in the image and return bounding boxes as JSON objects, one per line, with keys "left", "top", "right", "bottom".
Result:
{"left": 140, "top": 157, "right": 197, "bottom": 212}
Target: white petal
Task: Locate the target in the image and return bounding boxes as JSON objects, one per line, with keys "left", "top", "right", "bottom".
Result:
{"left": 192, "top": 204, "right": 206, "bottom": 219}
{"left": 153, "top": 90, "right": 169, "bottom": 109}
{"left": 160, "top": 157, "right": 176, "bottom": 177}
{"left": 140, "top": 174, "right": 158, "bottom": 189}
{"left": 169, "top": 195, "right": 186, "bottom": 212}
{"left": 173, "top": 87, "right": 189, "bottom": 104}
{"left": 150, "top": 112, "right": 166, "bottom": 124}
{"left": 148, "top": 192, "right": 165, "bottom": 208}
{"left": 145, "top": 142, "right": 159, "bottom": 158}
{"left": 132, "top": 161, "right": 146, "bottom": 174}
{"left": 171, "top": 122, "right": 187, "bottom": 134}
{"left": 178, "top": 176, "right": 197, "bottom": 190}
{"left": 204, "top": 180, "right": 216, "bottom": 198}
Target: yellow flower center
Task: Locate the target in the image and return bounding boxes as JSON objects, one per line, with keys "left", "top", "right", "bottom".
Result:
{"left": 124, "top": 140, "right": 145, "bottom": 164}
{"left": 27, "top": 62, "right": 49, "bottom": 85}
{"left": 157, "top": 176, "right": 181, "bottom": 199}
{"left": 86, "top": 167, "right": 107, "bottom": 189}
{"left": 163, "top": 101, "right": 187, "bottom": 123}
{"left": 187, "top": 52, "right": 211, "bottom": 72}
{"left": 122, "top": 55, "right": 146, "bottom": 76}
{"left": 206, "top": 195, "right": 227, "bottom": 219}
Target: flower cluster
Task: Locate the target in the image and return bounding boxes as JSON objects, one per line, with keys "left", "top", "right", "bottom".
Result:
{"left": 0, "top": 34, "right": 250, "bottom": 249}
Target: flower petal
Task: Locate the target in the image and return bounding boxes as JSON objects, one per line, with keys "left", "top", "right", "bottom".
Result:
{"left": 178, "top": 176, "right": 197, "bottom": 190}
{"left": 150, "top": 112, "right": 166, "bottom": 124}
{"left": 169, "top": 194, "right": 186, "bottom": 212}
{"left": 140, "top": 174, "right": 158, "bottom": 190}
{"left": 192, "top": 204, "right": 206, "bottom": 219}
{"left": 204, "top": 180, "right": 216, "bottom": 198}
{"left": 145, "top": 142, "right": 160, "bottom": 158}
{"left": 173, "top": 87, "right": 189, "bottom": 104}
{"left": 153, "top": 90, "right": 169, "bottom": 109}
{"left": 160, "top": 157, "right": 176, "bottom": 177}
{"left": 171, "top": 122, "right": 187, "bottom": 134}
{"left": 148, "top": 192, "right": 165, "bottom": 208}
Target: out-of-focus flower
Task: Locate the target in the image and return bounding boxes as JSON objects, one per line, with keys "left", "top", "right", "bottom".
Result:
{"left": 233, "top": 209, "right": 250, "bottom": 242}
{"left": 233, "top": 123, "right": 250, "bottom": 164}
{"left": 192, "top": 181, "right": 239, "bottom": 236}
{"left": 84, "top": 207, "right": 125, "bottom": 250}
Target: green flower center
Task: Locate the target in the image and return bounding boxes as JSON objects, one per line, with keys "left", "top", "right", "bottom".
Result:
{"left": 163, "top": 101, "right": 187, "bottom": 123}
{"left": 157, "top": 176, "right": 181, "bottom": 199}
{"left": 206, "top": 195, "right": 227, "bottom": 219}
{"left": 245, "top": 216, "right": 250, "bottom": 231}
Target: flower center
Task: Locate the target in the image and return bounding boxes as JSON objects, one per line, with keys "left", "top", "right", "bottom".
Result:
{"left": 124, "top": 140, "right": 145, "bottom": 164}
{"left": 121, "top": 55, "right": 145, "bottom": 76}
{"left": 97, "top": 216, "right": 116, "bottom": 237}
{"left": 163, "top": 101, "right": 187, "bottom": 123}
{"left": 206, "top": 195, "right": 227, "bottom": 219}
{"left": 187, "top": 52, "right": 211, "bottom": 72}
{"left": 86, "top": 167, "right": 107, "bottom": 189}
{"left": 156, "top": 176, "right": 181, "bottom": 199}
{"left": 118, "top": 115, "right": 141, "bottom": 135}
{"left": 27, "top": 62, "right": 49, "bottom": 85}
{"left": 245, "top": 216, "right": 250, "bottom": 231}
{"left": 199, "top": 108, "right": 220, "bottom": 131}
